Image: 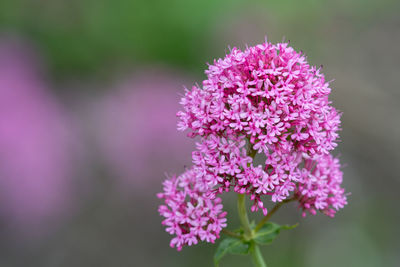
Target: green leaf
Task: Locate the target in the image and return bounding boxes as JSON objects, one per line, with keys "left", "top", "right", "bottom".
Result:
{"left": 254, "top": 222, "right": 298, "bottom": 245}
{"left": 233, "top": 227, "right": 244, "bottom": 234}
{"left": 214, "top": 237, "right": 250, "bottom": 267}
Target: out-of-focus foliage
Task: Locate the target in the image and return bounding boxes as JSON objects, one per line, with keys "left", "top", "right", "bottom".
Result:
{"left": 0, "top": 0, "right": 241, "bottom": 75}
{"left": 1, "top": 0, "right": 397, "bottom": 77}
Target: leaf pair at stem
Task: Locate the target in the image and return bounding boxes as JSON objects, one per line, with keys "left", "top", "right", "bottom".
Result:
{"left": 214, "top": 222, "right": 297, "bottom": 266}
{"left": 214, "top": 194, "right": 297, "bottom": 267}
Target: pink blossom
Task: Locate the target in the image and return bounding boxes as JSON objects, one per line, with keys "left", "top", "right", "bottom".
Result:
{"left": 160, "top": 40, "right": 347, "bottom": 250}
{"left": 295, "top": 154, "right": 347, "bottom": 217}
{"left": 157, "top": 168, "right": 227, "bottom": 251}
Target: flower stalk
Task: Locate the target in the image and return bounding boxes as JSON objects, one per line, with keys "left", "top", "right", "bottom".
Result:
{"left": 254, "top": 197, "right": 295, "bottom": 232}
{"left": 250, "top": 241, "right": 267, "bottom": 267}
{"left": 237, "top": 193, "right": 267, "bottom": 267}
{"left": 237, "top": 194, "right": 253, "bottom": 241}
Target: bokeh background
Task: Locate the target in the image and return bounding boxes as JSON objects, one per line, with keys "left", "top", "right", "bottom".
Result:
{"left": 0, "top": 0, "right": 399, "bottom": 266}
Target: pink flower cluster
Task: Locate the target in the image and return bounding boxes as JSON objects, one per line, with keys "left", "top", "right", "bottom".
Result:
{"left": 157, "top": 168, "right": 227, "bottom": 251}
{"left": 296, "top": 154, "right": 347, "bottom": 218}
{"left": 158, "top": 41, "right": 347, "bottom": 250}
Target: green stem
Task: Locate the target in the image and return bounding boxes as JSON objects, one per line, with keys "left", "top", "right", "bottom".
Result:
{"left": 237, "top": 194, "right": 252, "bottom": 240}
{"left": 254, "top": 197, "right": 295, "bottom": 233}
{"left": 250, "top": 242, "right": 267, "bottom": 267}
{"left": 221, "top": 229, "right": 241, "bottom": 239}
{"left": 237, "top": 194, "right": 267, "bottom": 267}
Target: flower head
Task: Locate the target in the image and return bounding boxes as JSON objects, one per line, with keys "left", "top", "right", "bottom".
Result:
{"left": 159, "top": 40, "right": 347, "bottom": 250}
{"left": 157, "top": 168, "right": 227, "bottom": 251}
{"left": 295, "top": 154, "right": 347, "bottom": 217}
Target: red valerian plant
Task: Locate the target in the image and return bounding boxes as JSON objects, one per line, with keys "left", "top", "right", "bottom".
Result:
{"left": 158, "top": 40, "right": 347, "bottom": 267}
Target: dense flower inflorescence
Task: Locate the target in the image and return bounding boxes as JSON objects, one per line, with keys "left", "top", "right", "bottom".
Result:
{"left": 295, "top": 154, "right": 347, "bottom": 217}
{"left": 157, "top": 168, "right": 227, "bottom": 251}
{"left": 158, "top": 41, "right": 347, "bottom": 250}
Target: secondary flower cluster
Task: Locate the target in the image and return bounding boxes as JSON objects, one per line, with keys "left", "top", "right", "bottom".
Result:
{"left": 157, "top": 168, "right": 227, "bottom": 250}
{"left": 158, "top": 41, "right": 347, "bottom": 250}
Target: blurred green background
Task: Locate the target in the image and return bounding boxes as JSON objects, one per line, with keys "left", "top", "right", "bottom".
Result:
{"left": 0, "top": 0, "right": 399, "bottom": 266}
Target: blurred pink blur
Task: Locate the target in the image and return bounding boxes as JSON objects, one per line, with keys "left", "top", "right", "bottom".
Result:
{"left": 0, "top": 36, "right": 78, "bottom": 237}
{"left": 86, "top": 68, "right": 195, "bottom": 194}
